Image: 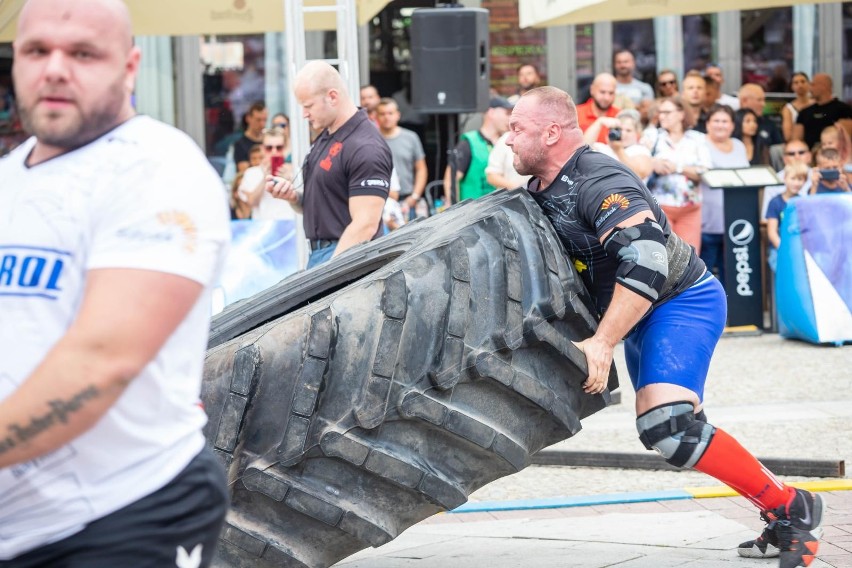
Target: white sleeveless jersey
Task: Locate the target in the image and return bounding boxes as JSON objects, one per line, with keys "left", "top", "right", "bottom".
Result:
{"left": 0, "top": 116, "right": 230, "bottom": 559}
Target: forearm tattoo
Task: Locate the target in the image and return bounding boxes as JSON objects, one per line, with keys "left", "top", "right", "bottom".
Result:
{"left": 0, "top": 385, "right": 101, "bottom": 457}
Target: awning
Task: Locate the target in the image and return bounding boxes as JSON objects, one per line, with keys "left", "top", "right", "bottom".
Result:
{"left": 519, "top": 0, "right": 836, "bottom": 28}
{"left": 0, "top": 0, "right": 390, "bottom": 42}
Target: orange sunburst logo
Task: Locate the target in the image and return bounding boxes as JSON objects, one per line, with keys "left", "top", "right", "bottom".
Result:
{"left": 158, "top": 211, "right": 198, "bottom": 253}
{"left": 601, "top": 193, "right": 630, "bottom": 211}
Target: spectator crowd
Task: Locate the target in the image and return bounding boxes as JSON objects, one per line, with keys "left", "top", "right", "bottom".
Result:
{"left": 3, "top": 51, "right": 851, "bottom": 274}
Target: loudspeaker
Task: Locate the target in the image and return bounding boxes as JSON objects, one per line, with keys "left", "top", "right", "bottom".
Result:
{"left": 410, "top": 8, "right": 490, "bottom": 114}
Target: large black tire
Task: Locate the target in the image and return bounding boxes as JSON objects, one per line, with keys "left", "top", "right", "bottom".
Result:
{"left": 202, "top": 189, "right": 618, "bottom": 568}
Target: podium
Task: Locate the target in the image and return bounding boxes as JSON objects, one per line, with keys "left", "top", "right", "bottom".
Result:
{"left": 702, "top": 166, "right": 780, "bottom": 329}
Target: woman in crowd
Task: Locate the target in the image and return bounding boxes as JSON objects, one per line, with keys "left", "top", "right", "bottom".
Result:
{"left": 588, "top": 109, "right": 653, "bottom": 184}
{"left": 734, "top": 108, "right": 770, "bottom": 166}
{"left": 655, "top": 69, "right": 679, "bottom": 98}
{"left": 270, "top": 112, "right": 292, "bottom": 163}
{"left": 781, "top": 72, "right": 813, "bottom": 142}
{"left": 642, "top": 96, "right": 712, "bottom": 253}
{"left": 701, "top": 104, "right": 749, "bottom": 282}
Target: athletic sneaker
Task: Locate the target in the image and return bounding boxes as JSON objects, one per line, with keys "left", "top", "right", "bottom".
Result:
{"left": 764, "top": 488, "right": 824, "bottom": 568}
{"left": 738, "top": 512, "right": 780, "bottom": 558}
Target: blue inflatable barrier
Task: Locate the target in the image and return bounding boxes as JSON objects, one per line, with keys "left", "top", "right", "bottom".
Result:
{"left": 776, "top": 194, "right": 852, "bottom": 344}
{"left": 212, "top": 220, "right": 302, "bottom": 313}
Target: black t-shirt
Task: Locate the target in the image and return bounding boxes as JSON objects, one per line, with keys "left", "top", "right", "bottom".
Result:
{"left": 302, "top": 109, "right": 393, "bottom": 240}
{"left": 528, "top": 146, "right": 705, "bottom": 316}
{"left": 233, "top": 133, "right": 262, "bottom": 167}
{"left": 757, "top": 117, "right": 783, "bottom": 147}
{"left": 796, "top": 98, "right": 852, "bottom": 149}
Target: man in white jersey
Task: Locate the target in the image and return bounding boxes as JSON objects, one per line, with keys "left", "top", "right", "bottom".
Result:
{"left": 0, "top": 0, "right": 230, "bottom": 566}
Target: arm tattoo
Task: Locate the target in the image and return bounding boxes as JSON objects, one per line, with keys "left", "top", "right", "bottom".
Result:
{"left": 0, "top": 385, "right": 101, "bottom": 457}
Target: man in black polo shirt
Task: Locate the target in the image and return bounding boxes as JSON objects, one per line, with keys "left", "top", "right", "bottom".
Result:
{"left": 267, "top": 62, "right": 392, "bottom": 268}
{"left": 794, "top": 73, "right": 852, "bottom": 150}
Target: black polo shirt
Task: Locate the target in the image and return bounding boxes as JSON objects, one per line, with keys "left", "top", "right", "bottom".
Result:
{"left": 527, "top": 146, "right": 705, "bottom": 316}
{"left": 796, "top": 98, "right": 852, "bottom": 149}
{"left": 302, "top": 109, "right": 393, "bottom": 241}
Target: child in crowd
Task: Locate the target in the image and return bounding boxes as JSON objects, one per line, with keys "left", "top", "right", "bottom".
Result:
{"left": 248, "top": 144, "right": 263, "bottom": 168}
{"left": 766, "top": 162, "right": 809, "bottom": 271}
{"left": 230, "top": 171, "right": 252, "bottom": 220}
{"left": 811, "top": 147, "right": 850, "bottom": 194}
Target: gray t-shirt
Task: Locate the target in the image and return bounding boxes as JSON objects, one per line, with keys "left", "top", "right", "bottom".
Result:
{"left": 384, "top": 128, "right": 426, "bottom": 197}
{"left": 703, "top": 138, "right": 749, "bottom": 234}
{"left": 616, "top": 78, "right": 655, "bottom": 106}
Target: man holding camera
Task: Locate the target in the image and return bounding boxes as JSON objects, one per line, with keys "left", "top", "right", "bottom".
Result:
{"left": 576, "top": 73, "right": 620, "bottom": 144}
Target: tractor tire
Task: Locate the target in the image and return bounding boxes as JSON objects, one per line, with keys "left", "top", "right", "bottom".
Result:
{"left": 201, "top": 189, "right": 618, "bottom": 568}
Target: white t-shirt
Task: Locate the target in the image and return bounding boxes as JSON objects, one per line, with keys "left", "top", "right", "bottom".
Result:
{"left": 238, "top": 165, "right": 296, "bottom": 220}
{"left": 485, "top": 132, "right": 531, "bottom": 189}
{"left": 0, "top": 116, "right": 230, "bottom": 559}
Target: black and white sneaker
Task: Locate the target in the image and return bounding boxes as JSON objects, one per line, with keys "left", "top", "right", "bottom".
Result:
{"left": 738, "top": 513, "right": 781, "bottom": 558}
{"left": 767, "top": 489, "right": 824, "bottom": 568}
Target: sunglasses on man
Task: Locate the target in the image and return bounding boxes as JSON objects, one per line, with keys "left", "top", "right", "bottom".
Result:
{"left": 264, "top": 144, "right": 285, "bottom": 151}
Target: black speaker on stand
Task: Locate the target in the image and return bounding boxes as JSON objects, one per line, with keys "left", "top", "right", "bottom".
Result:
{"left": 411, "top": 7, "right": 490, "bottom": 205}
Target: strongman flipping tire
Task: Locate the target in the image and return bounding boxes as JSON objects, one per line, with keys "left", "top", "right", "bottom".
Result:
{"left": 0, "top": 1, "right": 229, "bottom": 566}
{"left": 507, "top": 86, "right": 822, "bottom": 568}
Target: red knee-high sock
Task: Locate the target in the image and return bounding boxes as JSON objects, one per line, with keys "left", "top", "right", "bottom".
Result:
{"left": 693, "top": 427, "right": 793, "bottom": 511}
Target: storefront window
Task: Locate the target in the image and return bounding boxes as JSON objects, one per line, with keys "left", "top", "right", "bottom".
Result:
{"left": 0, "top": 43, "right": 26, "bottom": 156}
{"left": 683, "top": 14, "right": 715, "bottom": 73}
{"left": 741, "top": 8, "right": 794, "bottom": 92}
{"left": 575, "top": 24, "right": 594, "bottom": 99}
{"left": 843, "top": 3, "right": 852, "bottom": 103}
{"left": 613, "top": 19, "right": 656, "bottom": 85}
{"left": 202, "top": 35, "right": 267, "bottom": 158}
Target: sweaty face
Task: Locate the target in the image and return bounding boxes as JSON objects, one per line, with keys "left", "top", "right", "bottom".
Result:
{"left": 682, "top": 78, "right": 705, "bottom": 106}
{"left": 506, "top": 98, "right": 546, "bottom": 177}
{"left": 13, "top": 0, "right": 138, "bottom": 151}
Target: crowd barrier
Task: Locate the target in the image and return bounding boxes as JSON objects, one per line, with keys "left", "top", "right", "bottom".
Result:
{"left": 211, "top": 220, "right": 302, "bottom": 314}
{"left": 776, "top": 194, "right": 852, "bottom": 345}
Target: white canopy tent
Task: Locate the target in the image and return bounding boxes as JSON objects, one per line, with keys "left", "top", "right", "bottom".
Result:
{"left": 519, "top": 0, "right": 836, "bottom": 27}
{"left": 0, "top": 0, "right": 389, "bottom": 41}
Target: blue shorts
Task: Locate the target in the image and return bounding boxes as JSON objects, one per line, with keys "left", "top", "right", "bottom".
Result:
{"left": 623, "top": 272, "right": 726, "bottom": 402}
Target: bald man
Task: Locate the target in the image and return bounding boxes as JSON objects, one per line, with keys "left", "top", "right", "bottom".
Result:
{"left": 0, "top": 0, "right": 230, "bottom": 565}
{"left": 576, "top": 73, "right": 620, "bottom": 143}
{"left": 268, "top": 62, "right": 392, "bottom": 268}
{"left": 507, "top": 86, "right": 824, "bottom": 568}
{"left": 794, "top": 73, "right": 852, "bottom": 149}
{"left": 739, "top": 83, "right": 784, "bottom": 146}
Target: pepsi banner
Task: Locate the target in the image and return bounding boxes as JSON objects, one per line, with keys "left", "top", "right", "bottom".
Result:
{"left": 722, "top": 186, "right": 763, "bottom": 327}
{"left": 776, "top": 194, "right": 852, "bottom": 344}
{"left": 211, "top": 220, "right": 302, "bottom": 314}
